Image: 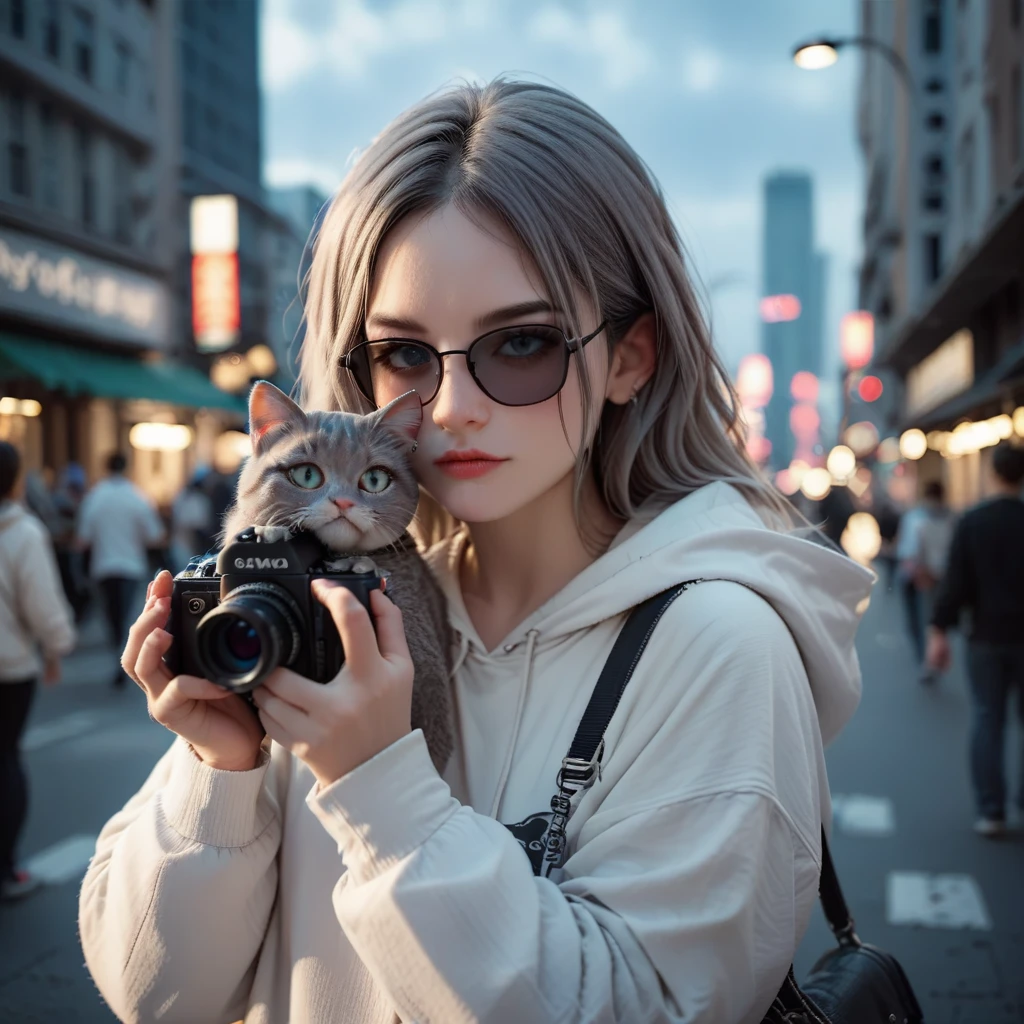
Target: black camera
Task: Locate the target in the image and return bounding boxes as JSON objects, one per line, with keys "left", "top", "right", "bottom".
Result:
{"left": 166, "top": 528, "right": 382, "bottom": 693}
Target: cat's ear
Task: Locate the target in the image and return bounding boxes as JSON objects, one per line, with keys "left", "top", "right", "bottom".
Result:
{"left": 374, "top": 390, "right": 422, "bottom": 444}
{"left": 248, "top": 381, "right": 306, "bottom": 451}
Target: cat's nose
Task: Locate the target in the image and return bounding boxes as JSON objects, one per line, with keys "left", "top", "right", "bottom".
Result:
{"left": 333, "top": 498, "right": 355, "bottom": 511}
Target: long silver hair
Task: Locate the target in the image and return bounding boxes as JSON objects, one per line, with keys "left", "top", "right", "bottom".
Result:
{"left": 298, "top": 78, "right": 793, "bottom": 546}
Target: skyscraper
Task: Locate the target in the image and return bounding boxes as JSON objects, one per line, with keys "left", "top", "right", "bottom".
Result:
{"left": 760, "top": 171, "right": 828, "bottom": 468}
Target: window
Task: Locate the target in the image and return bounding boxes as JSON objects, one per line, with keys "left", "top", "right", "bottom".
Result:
{"left": 923, "top": 9, "right": 941, "bottom": 53}
{"left": 1013, "top": 64, "right": 1022, "bottom": 165}
{"left": 113, "top": 146, "right": 132, "bottom": 243}
{"left": 44, "top": 0, "right": 61, "bottom": 59}
{"left": 925, "top": 154, "right": 945, "bottom": 177}
{"left": 114, "top": 39, "right": 131, "bottom": 95}
{"left": 923, "top": 193, "right": 944, "bottom": 212}
{"left": 10, "top": 0, "right": 26, "bottom": 38}
{"left": 76, "top": 124, "right": 94, "bottom": 227}
{"left": 40, "top": 103, "right": 60, "bottom": 208}
{"left": 924, "top": 235, "right": 942, "bottom": 284}
{"left": 926, "top": 111, "right": 946, "bottom": 131}
{"left": 7, "top": 91, "right": 29, "bottom": 197}
{"left": 1013, "top": 0, "right": 1021, "bottom": 29}
{"left": 960, "top": 127, "right": 976, "bottom": 218}
{"left": 72, "top": 7, "right": 94, "bottom": 81}
{"left": 925, "top": 77, "right": 945, "bottom": 93}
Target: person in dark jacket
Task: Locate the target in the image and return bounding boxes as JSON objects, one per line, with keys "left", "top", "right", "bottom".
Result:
{"left": 927, "top": 442, "right": 1024, "bottom": 837}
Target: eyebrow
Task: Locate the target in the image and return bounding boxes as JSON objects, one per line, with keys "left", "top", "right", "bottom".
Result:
{"left": 365, "top": 300, "right": 561, "bottom": 336}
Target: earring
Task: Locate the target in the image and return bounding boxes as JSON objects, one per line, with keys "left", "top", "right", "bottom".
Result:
{"left": 410, "top": 439, "right": 419, "bottom": 453}
{"left": 629, "top": 385, "right": 640, "bottom": 406}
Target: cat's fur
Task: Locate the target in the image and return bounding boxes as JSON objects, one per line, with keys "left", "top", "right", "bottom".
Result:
{"left": 222, "top": 381, "right": 454, "bottom": 773}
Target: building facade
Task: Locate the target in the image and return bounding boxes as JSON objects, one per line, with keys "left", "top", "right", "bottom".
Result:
{"left": 760, "top": 171, "right": 828, "bottom": 469}
{"left": 859, "top": 0, "right": 1024, "bottom": 506}
{"left": 0, "top": 0, "right": 243, "bottom": 507}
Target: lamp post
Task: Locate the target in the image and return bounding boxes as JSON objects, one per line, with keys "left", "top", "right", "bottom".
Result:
{"left": 791, "top": 36, "right": 915, "bottom": 101}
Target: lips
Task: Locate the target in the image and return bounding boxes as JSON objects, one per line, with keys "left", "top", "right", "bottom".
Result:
{"left": 434, "top": 449, "right": 509, "bottom": 480}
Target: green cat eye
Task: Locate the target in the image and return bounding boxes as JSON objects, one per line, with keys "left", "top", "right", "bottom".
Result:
{"left": 287, "top": 463, "right": 324, "bottom": 489}
{"left": 359, "top": 467, "right": 391, "bottom": 493}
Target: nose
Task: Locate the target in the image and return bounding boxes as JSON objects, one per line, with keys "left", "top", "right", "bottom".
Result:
{"left": 430, "top": 353, "right": 489, "bottom": 432}
{"left": 333, "top": 498, "right": 354, "bottom": 511}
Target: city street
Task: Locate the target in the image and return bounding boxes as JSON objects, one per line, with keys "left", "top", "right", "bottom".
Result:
{"left": 0, "top": 579, "right": 1022, "bottom": 1024}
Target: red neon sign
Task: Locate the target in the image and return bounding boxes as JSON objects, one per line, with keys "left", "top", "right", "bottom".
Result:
{"left": 759, "top": 294, "right": 802, "bottom": 323}
{"left": 192, "top": 253, "right": 240, "bottom": 351}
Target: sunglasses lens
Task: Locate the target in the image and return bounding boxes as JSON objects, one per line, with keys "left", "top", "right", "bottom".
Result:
{"left": 471, "top": 326, "right": 568, "bottom": 406}
{"left": 358, "top": 342, "right": 439, "bottom": 406}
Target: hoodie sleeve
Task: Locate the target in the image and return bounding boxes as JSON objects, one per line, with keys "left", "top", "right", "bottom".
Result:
{"left": 307, "top": 583, "right": 824, "bottom": 1024}
{"left": 15, "top": 516, "right": 76, "bottom": 658}
{"left": 79, "top": 737, "right": 282, "bottom": 1023}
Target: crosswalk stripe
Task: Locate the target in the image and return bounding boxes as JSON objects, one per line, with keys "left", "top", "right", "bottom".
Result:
{"left": 22, "top": 711, "right": 100, "bottom": 752}
{"left": 24, "top": 834, "right": 97, "bottom": 886}
{"left": 886, "top": 872, "right": 992, "bottom": 930}
{"left": 832, "top": 794, "right": 896, "bottom": 836}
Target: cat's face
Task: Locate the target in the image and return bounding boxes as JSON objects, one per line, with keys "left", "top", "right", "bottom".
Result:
{"left": 236, "top": 383, "right": 421, "bottom": 552}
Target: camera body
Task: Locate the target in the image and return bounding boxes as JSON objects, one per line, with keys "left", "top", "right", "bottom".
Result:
{"left": 166, "top": 528, "right": 382, "bottom": 692}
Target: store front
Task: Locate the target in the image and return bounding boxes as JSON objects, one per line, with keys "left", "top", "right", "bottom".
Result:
{"left": 886, "top": 186, "right": 1024, "bottom": 508}
{"left": 0, "top": 225, "right": 245, "bottom": 509}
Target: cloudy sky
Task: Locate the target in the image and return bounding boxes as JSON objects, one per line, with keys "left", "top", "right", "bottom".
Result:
{"left": 258, "top": 0, "right": 863, "bottom": 380}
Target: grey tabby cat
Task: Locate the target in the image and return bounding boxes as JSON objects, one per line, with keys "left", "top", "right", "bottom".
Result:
{"left": 222, "top": 380, "right": 453, "bottom": 773}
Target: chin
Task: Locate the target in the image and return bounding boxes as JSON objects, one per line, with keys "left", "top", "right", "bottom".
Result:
{"left": 313, "top": 520, "right": 367, "bottom": 552}
{"left": 424, "top": 475, "right": 562, "bottom": 525}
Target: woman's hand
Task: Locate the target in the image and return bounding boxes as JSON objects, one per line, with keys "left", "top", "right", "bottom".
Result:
{"left": 122, "top": 570, "right": 265, "bottom": 772}
{"left": 251, "top": 582, "right": 413, "bottom": 789}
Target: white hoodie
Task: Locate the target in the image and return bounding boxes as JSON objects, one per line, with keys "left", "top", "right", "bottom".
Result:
{"left": 79, "top": 482, "right": 874, "bottom": 1024}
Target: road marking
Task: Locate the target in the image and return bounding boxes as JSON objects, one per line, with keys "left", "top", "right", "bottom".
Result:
{"left": 886, "top": 872, "right": 992, "bottom": 930}
{"left": 832, "top": 794, "right": 895, "bottom": 836}
{"left": 22, "top": 711, "right": 100, "bottom": 752}
{"left": 24, "top": 835, "right": 97, "bottom": 886}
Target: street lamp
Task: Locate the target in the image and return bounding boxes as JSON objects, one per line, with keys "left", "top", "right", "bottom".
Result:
{"left": 791, "top": 36, "right": 915, "bottom": 100}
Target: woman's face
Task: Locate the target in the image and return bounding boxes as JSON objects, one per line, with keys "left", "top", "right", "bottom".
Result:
{"left": 365, "top": 205, "right": 608, "bottom": 525}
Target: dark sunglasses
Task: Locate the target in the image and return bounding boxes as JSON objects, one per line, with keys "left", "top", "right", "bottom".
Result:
{"left": 341, "top": 322, "right": 608, "bottom": 409}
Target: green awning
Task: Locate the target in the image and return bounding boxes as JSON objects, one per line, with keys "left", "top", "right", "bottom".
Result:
{"left": 0, "top": 332, "right": 246, "bottom": 413}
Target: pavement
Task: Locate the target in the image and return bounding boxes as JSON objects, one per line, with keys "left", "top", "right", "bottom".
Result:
{"left": 0, "top": 581, "right": 1022, "bottom": 1023}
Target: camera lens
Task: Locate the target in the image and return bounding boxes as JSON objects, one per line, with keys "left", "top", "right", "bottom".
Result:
{"left": 195, "top": 583, "right": 302, "bottom": 692}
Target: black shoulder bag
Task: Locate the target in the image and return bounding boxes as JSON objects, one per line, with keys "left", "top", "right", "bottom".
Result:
{"left": 520, "top": 582, "right": 925, "bottom": 1024}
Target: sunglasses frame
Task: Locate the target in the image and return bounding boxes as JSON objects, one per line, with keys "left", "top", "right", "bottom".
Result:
{"left": 340, "top": 321, "right": 608, "bottom": 409}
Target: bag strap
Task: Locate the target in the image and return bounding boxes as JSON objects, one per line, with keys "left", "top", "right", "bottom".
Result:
{"left": 565, "top": 582, "right": 860, "bottom": 948}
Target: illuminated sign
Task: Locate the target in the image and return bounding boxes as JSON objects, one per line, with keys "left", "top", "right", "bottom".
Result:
{"left": 735, "top": 353, "right": 773, "bottom": 408}
{"left": 0, "top": 226, "right": 167, "bottom": 348}
{"left": 840, "top": 311, "right": 874, "bottom": 370}
{"left": 905, "top": 329, "right": 973, "bottom": 418}
{"left": 790, "top": 371, "right": 819, "bottom": 403}
{"left": 190, "top": 195, "right": 240, "bottom": 352}
{"left": 759, "top": 294, "right": 802, "bottom": 323}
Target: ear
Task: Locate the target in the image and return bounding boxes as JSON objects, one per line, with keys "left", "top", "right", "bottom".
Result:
{"left": 248, "top": 381, "right": 306, "bottom": 451}
{"left": 374, "top": 390, "right": 422, "bottom": 444}
{"left": 605, "top": 313, "right": 657, "bottom": 405}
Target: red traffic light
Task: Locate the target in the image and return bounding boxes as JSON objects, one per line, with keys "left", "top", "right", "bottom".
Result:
{"left": 858, "top": 375, "right": 884, "bottom": 402}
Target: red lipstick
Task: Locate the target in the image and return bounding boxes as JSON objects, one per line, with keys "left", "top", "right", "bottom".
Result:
{"left": 434, "top": 449, "right": 509, "bottom": 480}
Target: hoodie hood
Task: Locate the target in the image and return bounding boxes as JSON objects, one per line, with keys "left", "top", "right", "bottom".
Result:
{"left": 429, "top": 482, "right": 874, "bottom": 745}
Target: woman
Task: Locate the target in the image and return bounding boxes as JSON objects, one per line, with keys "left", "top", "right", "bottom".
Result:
{"left": 0, "top": 442, "right": 76, "bottom": 900}
{"left": 80, "top": 80, "right": 873, "bottom": 1024}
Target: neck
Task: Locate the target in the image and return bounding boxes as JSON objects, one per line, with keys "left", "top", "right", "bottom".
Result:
{"left": 991, "top": 479, "right": 1021, "bottom": 498}
{"left": 459, "top": 469, "right": 620, "bottom": 645}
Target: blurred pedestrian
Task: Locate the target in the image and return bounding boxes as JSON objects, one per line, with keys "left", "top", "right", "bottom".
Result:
{"left": 76, "top": 453, "right": 165, "bottom": 688}
{"left": 169, "top": 467, "right": 214, "bottom": 571}
{"left": 51, "top": 462, "right": 90, "bottom": 621}
{"left": 875, "top": 500, "right": 902, "bottom": 592}
{"left": 927, "top": 442, "right": 1024, "bottom": 837}
{"left": 0, "top": 441, "right": 76, "bottom": 900}
{"left": 897, "top": 480, "right": 955, "bottom": 682}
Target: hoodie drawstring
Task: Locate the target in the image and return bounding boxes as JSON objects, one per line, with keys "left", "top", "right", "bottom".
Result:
{"left": 488, "top": 628, "right": 540, "bottom": 819}
{"left": 451, "top": 630, "right": 471, "bottom": 680}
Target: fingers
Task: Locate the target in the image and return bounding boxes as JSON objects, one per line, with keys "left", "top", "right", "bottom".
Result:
{"left": 149, "top": 674, "right": 234, "bottom": 728}
{"left": 252, "top": 687, "right": 310, "bottom": 735}
{"left": 369, "top": 588, "right": 411, "bottom": 664}
{"left": 261, "top": 668, "right": 321, "bottom": 712}
{"left": 134, "top": 627, "right": 175, "bottom": 695}
{"left": 313, "top": 580, "right": 379, "bottom": 678}
{"left": 123, "top": 593, "right": 172, "bottom": 684}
